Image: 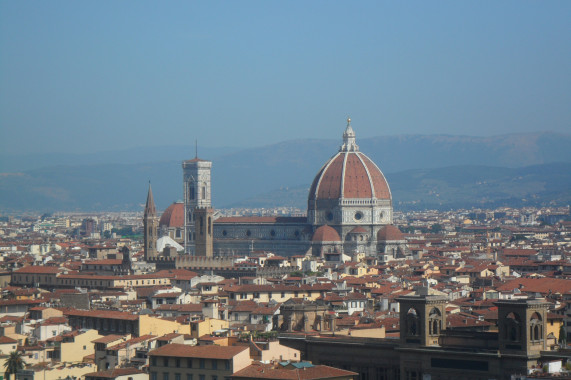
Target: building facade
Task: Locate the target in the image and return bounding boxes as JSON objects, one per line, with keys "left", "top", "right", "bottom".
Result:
{"left": 175, "top": 120, "right": 398, "bottom": 259}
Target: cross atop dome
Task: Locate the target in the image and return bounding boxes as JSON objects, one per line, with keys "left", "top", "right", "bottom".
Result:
{"left": 340, "top": 117, "right": 359, "bottom": 152}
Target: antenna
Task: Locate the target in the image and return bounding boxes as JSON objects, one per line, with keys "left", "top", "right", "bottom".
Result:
{"left": 195, "top": 139, "right": 198, "bottom": 159}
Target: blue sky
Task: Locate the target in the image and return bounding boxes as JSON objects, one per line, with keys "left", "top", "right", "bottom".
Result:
{"left": 1, "top": 1, "right": 569, "bottom": 154}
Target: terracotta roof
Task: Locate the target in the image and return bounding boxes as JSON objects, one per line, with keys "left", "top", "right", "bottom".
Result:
{"left": 349, "top": 226, "right": 368, "bottom": 234}
{"left": 152, "top": 292, "right": 182, "bottom": 298}
{"left": 150, "top": 343, "right": 248, "bottom": 359}
{"left": 85, "top": 368, "right": 145, "bottom": 379}
{"left": 0, "top": 336, "right": 18, "bottom": 344}
{"left": 308, "top": 149, "right": 391, "bottom": 201}
{"left": 495, "top": 278, "right": 571, "bottom": 295}
{"left": 232, "top": 362, "right": 358, "bottom": 380}
{"left": 62, "top": 309, "right": 139, "bottom": 321}
{"left": 377, "top": 225, "right": 404, "bottom": 241}
{"left": 312, "top": 225, "right": 341, "bottom": 242}
{"left": 14, "top": 266, "right": 60, "bottom": 274}
{"left": 225, "top": 283, "right": 334, "bottom": 293}
{"left": 159, "top": 202, "right": 184, "bottom": 228}
{"left": 155, "top": 304, "right": 202, "bottom": 313}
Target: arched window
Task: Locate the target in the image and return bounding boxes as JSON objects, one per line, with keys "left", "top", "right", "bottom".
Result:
{"left": 529, "top": 312, "right": 543, "bottom": 342}
{"left": 208, "top": 217, "right": 212, "bottom": 235}
{"left": 505, "top": 312, "right": 522, "bottom": 342}
{"left": 428, "top": 307, "right": 442, "bottom": 336}
{"left": 407, "top": 308, "right": 420, "bottom": 336}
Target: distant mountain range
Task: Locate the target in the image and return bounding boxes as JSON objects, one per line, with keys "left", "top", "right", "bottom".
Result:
{"left": 0, "top": 132, "right": 570, "bottom": 212}
{"left": 230, "top": 163, "right": 571, "bottom": 211}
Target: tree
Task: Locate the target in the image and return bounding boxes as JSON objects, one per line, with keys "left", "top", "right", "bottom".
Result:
{"left": 559, "top": 325, "right": 567, "bottom": 346}
{"left": 4, "top": 351, "right": 26, "bottom": 380}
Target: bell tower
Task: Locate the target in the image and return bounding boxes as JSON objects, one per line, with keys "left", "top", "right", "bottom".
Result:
{"left": 496, "top": 298, "right": 549, "bottom": 356}
{"left": 182, "top": 153, "right": 212, "bottom": 255}
{"left": 143, "top": 183, "right": 158, "bottom": 261}
{"left": 397, "top": 291, "right": 447, "bottom": 347}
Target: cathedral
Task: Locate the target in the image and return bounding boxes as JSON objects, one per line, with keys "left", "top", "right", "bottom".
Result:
{"left": 151, "top": 119, "right": 407, "bottom": 260}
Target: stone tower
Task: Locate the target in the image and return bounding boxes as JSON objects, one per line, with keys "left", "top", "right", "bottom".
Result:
{"left": 397, "top": 291, "right": 447, "bottom": 347}
{"left": 143, "top": 183, "right": 158, "bottom": 261}
{"left": 194, "top": 207, "right": 214, "bottom": 257}
{"left": 182, "top": 156, "right": 212, "bottom": 255}
{"left": 496, "top": 298, "right": 549, "bottom": 356}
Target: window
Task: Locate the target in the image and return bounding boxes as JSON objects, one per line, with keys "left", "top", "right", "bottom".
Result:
{"left": 163, "top": 373, "right": 169, "bottom": 380}
{"left": 151, "top": 373, "right": 157, "bottom": 380}
{"left": 225, "top": 361, "right": 230, "bottom": 370}
{"left": 164, "top": 358, "right": 169, "bottom": 366}
{"left": 176, "top": 359, "right": 180, "bottom": 367}
{"left": 212, "top": 376, "right": 217, "bottom": 380}
{"left": 187, "top": 375, "right": 193, "bottom": 380}
{"left": 187, "top": 359, "right": 193, "bottom": 368}
{"left": 200, "top": 359, "right": 205, "bottom": 369}
{"left": 199, "top": 376, "right": 205, "bottom": 380}
{"left": 175, "top": 374, "right": 181, "bottom": 380}
{"left": 212, "top": 360, "right": 217, "bottom": 370}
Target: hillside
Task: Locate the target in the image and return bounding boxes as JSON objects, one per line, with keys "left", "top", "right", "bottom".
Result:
{"left": 0, "top": 132, "right": 569, "bottom": 212}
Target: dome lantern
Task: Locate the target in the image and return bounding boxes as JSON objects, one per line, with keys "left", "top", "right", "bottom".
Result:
{"left": 340, "top": 117, "right": 359, "bottom": 152}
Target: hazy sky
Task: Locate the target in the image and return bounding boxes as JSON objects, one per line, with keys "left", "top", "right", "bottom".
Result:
{"left": 1, "top": 1, "right": 570, "bottom": 154}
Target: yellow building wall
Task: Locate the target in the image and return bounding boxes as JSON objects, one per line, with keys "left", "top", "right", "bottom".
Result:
{"left": 139, "top": 315, "right": 190, "bottom": 336}
{"left": 259, "top": 341, "right": 300, "bottom": 362}
{"left": 61, "top": 329, "right": 102, "bottom": 363}
{"left": 32, "top": 363, "right": 98, "bottom": 380}
{"left": 547, "top": 318, "right": 563, "bottom": 340}
{"left": 191, "top": 317, "right": 229, "bottom": 339}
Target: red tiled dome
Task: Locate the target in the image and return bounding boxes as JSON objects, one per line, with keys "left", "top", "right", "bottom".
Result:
{"left": 309, "top": 151, "right": 391, "bottom": 201}
{"left": 377, "top": 225, "right": 404, "bottom": 241}
{"left": 159, "top": 202, "right": 184, "bottom": 228}
{"left": 312, "top": 225, "right": 341, "bottom": 242}
{"left": 308, "top": 121, "right": 391, "bottom": 204}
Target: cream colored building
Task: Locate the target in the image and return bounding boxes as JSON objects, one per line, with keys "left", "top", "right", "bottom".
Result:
{"left": 15, "top": 363, "right": 98, "bottom": 380}
{"left": 149, "top": 344, "right": 251, "bottom": 380}
{"left": 225, "top": 284, "right": 334, "bottom": 303}
{"left": 59, "top": 329, "right": 102, "bottom": 363}
{"left": 189, "top": 317, "right": 229, "bottom": 339}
